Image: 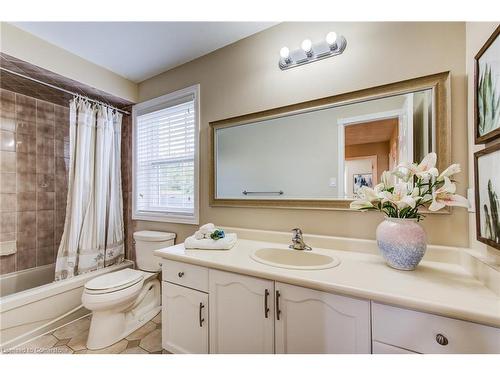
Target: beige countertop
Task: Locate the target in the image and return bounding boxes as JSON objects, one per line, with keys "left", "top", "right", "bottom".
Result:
{"left": 154, "top": 231, "right": 500, "bottom": 328}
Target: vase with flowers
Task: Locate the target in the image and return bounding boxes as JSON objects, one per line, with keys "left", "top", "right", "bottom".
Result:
{"left": 350, "top": 153, "right": 469, "bottom": 270}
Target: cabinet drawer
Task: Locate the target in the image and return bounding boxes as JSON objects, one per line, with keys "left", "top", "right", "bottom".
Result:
{"left": 372, "top": 303, "right": 500, "bottom": 354}
{"left": 162, "top": 260, "right": 208, "bottom": 292}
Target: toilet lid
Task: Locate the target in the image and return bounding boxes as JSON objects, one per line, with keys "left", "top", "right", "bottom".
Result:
{"left": 85, "top": 268, "right": 144, "bottom": 292}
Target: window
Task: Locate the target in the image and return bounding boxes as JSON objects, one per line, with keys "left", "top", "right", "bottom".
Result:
{"left": 132, "top": 85, "right": 199, "bottom": 224}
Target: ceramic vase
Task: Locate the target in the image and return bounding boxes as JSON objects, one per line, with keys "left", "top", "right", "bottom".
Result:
{"left": 376, "top": 217, "right": 427, "bottom": 270}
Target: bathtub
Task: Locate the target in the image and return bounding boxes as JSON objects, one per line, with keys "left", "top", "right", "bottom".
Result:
{"left": 0, "top": 260, "right": 133, "bottom": 349}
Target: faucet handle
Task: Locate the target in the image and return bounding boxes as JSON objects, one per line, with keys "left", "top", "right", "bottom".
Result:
{"left": 291, "top": 228, "right": 303, "bottom": 237}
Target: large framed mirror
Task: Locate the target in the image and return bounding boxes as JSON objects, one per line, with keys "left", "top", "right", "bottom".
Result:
{"left": 209, "top": 72, "right": 450, "bottom": 209}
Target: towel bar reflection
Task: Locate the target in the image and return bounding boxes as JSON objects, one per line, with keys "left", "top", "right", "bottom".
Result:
{"left": 242, "top": 190, "right": 284, "bottom": 195}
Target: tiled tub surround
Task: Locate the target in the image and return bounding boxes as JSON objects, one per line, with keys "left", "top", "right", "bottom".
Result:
{"left": 0, "top": 88, "right": 134, "bottom": 277}
{"left": 0, "top": 88, "right": 70, "bottom": 275}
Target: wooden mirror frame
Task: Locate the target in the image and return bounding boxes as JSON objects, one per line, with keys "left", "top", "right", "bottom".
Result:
{"left": 209, "top": 71, "right": 451, "bottom": 210}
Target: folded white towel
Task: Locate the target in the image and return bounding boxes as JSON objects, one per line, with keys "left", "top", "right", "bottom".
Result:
{"left": 184, "top": 233, "right": 237, "bottom": 250}
{"left": 194, "top": 231, "right": 205, "bottom": 240}
{"left": 199, "top": 223, "right": 215, "bottom": 235}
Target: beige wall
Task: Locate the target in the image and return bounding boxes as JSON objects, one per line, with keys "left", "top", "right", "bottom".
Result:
{"left": 0, "top": 23, "right": 138, "bottom": 102}
{"left": 137, "top": 22, "right": 468, "bottom": 247}
{"left": 465, "top": 23, "right": 500, "bottom": 257}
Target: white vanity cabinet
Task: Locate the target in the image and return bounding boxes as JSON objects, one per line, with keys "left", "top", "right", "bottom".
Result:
{"left": 274, "top": 282, "right": 371, "bottom": 353}
{"left": 162, "top": 282, "right": 208, "bottom": 354}
{"left": 209, "top": 269, "right": 275, "bottom": 353}
{"left": 161, "top": 259, "right": 500, "bottom": 354}
{"left": 161, "top": 260, "right": 209, "bottom": 354}
{"left": 207, "top": 270, "right": 371, "bottom": 354}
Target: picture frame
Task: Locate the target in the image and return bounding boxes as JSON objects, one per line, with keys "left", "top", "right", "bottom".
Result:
{"left": 474, "top": 25, "right": 500, "bottom": 144}
{"left": 474, "top": 143, "right": 500, "bottom": 250}
{"left": 353, "top": 173, "right": 373, "bottom": 195}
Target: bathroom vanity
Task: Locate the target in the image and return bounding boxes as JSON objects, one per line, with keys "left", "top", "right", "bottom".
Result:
{"left": 155, "top": 228, "right": 500, "bottom": 354}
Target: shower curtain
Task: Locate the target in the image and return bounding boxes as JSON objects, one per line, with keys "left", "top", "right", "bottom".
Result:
{"left": 55, "top": 98, "right": 125, "bottom": 280}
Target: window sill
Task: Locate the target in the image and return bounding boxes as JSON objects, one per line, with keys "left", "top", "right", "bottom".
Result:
{"left": 132, "top": 212, "right": 199, "bottom": 225}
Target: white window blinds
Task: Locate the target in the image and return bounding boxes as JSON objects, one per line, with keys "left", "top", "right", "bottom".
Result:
{"left": 135, "top": 94, "right": 196, "bottom": 221}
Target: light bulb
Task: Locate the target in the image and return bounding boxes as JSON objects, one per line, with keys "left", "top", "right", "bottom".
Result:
{"left": 301, "top": 39, "right": 312, "bottom": 53}
{"left": 279, "top": 46, "right": 290, "bottom": 59}
{"left": 326, "top": 31, "right": 337, "bottom": 46}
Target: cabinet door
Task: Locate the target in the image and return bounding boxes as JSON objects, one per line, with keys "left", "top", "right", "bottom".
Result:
{"left": 162, "top": 282, "right": 208, "bottom": 354}
{"left": 209, "top": 269, "right": 274, "bottom": 353}
{"left": 274, "top": 282, "right": 371, "bottom": 353}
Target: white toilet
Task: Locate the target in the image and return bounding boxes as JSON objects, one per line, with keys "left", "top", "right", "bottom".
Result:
{"left": 82, "top": 231, "right": 175, "bottom": 350}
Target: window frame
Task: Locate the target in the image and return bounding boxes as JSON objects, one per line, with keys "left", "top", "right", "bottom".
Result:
{"left": 132, "top": 84, "right": 200, "bottom": 224}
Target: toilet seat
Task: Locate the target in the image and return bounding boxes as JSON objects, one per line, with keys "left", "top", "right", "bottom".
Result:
{"left": 84, "top": 269, "right": 144, "bottom": 295}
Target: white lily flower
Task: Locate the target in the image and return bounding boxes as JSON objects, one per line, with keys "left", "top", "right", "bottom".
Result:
{"left": 437, "top": 163, "right": 461, "bottom": 181}
{"left": 392, "top": 165, "right": 412, "bottom": 182}
{"left": 350, "top": 185, "right": 384, "bottom": 210}
{"left": 381, "top": 183, "right": 417, "bottom": 209}
{"left": 381, "top": 170, "right": 394, "bottom": 188}
{"left": 408, "top": 152, "right": 439, "bottom": 179}
{"left": 428, "top": 177, "right": 470, "bottom": 211}
{"left": 349, "top": 199, "right": 374, "bottom": 210}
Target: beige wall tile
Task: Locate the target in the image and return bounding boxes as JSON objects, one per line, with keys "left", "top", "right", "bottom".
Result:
{"left": 16, "top": 133, "right": 36, "bottom": 154}
{"left": 36, "top": 155, "right": 55, "bottom": 174}
{"left": 37, "top": 191, "right": 55, "bottom": 210}
{"left": 36, "top": 245, "right": 54, "bottom": 266}
{"left": 16, "top": 151, "right": 36, "bottom": 173}
{"left": 17, "top": 192, "right": 36, "bottom": 211}
{"left": 0, "top": 212, "right": 16, "bottom": 233}
{"left": 17, "top": 230, "right": 36, "bottom": 251}
{"left": 0, "top": 117, "right": 16, "bottom": 132}
{"left": 36, "top": 136, "right": 54, "bottom": 156}
{"left": 0, "top": 193, "right": 17, "bottom": 212}
{"left": 16, "top": 120, "right": 36, "bottom": 135}
{"left": 17, "top": 247, "right": 36, "bottom": 270}
{"left": 1, "top": 150, "right": 16, "bottom": 172}
{"left": 0, "top": 130, "right": 16, "bottom": 151}
{"left": 17, "top": 211, "right": 36, "bottom": 232}
{"left": 0, "top": 89, "right": 16, "bottom": 118}
{"left": 17, "top": 172, "right": 36, "bottom": 192}
{"left": 16, "top": 94, "right": 36, "bottom": 121}
{"left": 0, "top": 253, "right": 16, "bottom": 274}
{"left": 0, "top": 172, "right": 16, "bottom": 193}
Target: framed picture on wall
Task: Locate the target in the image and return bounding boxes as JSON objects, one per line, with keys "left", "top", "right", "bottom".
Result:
{"left": 474, "top": 143, "right": 500, "bottom": 250}
{"left": 474, "top": 25, "right": 500, "bottom": 144}
{"left": 353, "top": 173, "right": 373, "bottom": 196}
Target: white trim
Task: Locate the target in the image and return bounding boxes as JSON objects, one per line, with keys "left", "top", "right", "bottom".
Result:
{"left": 337, "top": 109, "right": 403, "bottom": 198}
{"left": 132, "top": 84, "right": 200, "bottom": 225}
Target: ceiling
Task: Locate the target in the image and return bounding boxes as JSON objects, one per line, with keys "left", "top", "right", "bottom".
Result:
{"left": 12, "top": 22, "right": 278, "bottom": 83}
{"left": 345, "top": 118, "right": 399, "bottom": 146}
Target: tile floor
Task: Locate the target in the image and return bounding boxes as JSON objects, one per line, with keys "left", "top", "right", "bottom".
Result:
{"left": 7, "top": 313, "right": 167, "bottom": 354}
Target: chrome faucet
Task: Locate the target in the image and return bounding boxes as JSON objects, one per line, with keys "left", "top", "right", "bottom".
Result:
{"left": 289, "top": 228, "right": 312, "bottom": 251}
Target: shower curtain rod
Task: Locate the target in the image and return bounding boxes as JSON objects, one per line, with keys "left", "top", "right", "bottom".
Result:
{"left": 0, "top": 67, "right": 131, "bottom": 115}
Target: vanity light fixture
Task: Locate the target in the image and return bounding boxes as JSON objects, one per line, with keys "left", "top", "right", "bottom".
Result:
{"left": 279, "top": 46, "right": 291, "bottom": 64}
{"left": 301, "top": 39, "right": 313, "bottom": 57}
{"left": 279, "top": 31, "right": 347, "bottom": 70}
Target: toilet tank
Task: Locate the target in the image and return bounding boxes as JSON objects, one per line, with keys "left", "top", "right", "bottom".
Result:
{"left": 133, "top": 231, "right": 176, "bottom": 272}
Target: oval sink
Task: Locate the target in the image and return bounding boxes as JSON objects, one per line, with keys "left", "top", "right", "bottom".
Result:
{"left": 250, "top": 248, "right": 340, "bottom": 270}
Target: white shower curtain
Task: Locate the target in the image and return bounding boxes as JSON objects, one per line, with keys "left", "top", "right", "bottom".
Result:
{"left": 55, "top": 98, "right": 125, "bottom": 280}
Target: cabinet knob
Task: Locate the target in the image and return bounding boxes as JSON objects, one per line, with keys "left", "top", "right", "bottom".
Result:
{"left": 178, "top": 272, "right": 184, "bottom": 278}
{"left": 435, "top": 333, "right": 448, "bottom": 346}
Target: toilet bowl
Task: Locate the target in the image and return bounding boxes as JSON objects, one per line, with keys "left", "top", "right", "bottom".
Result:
{"left": 82, "top": 231, "right": 175, "bottom": 350}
